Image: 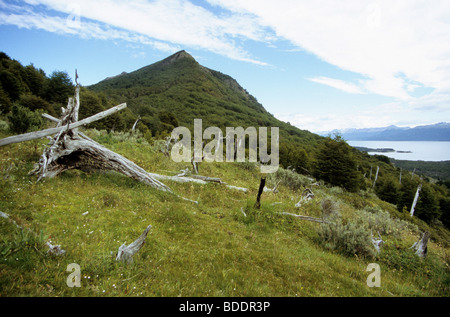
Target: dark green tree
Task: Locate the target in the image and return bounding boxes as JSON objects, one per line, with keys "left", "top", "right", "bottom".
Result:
{"left": 314, "top": 135, "right": 361, "bottom": 192}
{"left": 43, "top": 71, "right": 74, "bottom": 105}
{"left": 439, "top": 197, "right": 450, "bottom": 229}
{"left": 18, "top": 94, "right": 55, "bottom": 116}
{"left": 0, "top": 85, "right": 11, "bottom": 113}
{"left": 414, "top": 184, "right": 440, "bottom": 223}
{"left": 23, "top": 64, "right": 46, "bottom": 97}
{"left": 375, "top": 176, "right": 400, "bottom": 205}
{"left": 397, "top": 177, "right": 417, "bottom": 213}
{"left": 0, "top": 70, "right": 23, "bottom": 102}
{"left": 8, "top": 104, "right": 43, "bottom": 134}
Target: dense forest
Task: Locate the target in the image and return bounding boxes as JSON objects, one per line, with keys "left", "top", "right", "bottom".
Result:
{"left": 0, "top": 50, "right": 449, "bottom": 231}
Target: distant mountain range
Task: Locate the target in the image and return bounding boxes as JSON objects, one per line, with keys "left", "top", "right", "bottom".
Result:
{"left": 320, "top": 122, "right": 450, "bottom": 141}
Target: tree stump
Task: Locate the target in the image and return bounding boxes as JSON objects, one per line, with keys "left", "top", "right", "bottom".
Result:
{"left": 410, "top": 231, "right": 430, "bottom": 258}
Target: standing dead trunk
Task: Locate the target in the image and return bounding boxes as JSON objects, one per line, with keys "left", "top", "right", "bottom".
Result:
{"left": 131, "top": 115, "right": 141, "bottom": 132}
{"left": 410, "top": 231, "right": 430, "bottom": 258}
{"left": 372, "top": 166, "right": 379, "bottom": 189}
{"left": 254, "top": 176, "right": 266, "bottom": 209}
{"left": 410, "top": 184, "right": 422, "bottom": 217}
{"left": 116, "top": 225, "right": 152, "bottom": 264}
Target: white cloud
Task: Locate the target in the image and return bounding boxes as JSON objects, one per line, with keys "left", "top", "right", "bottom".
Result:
{"left": 308, "top": 76, "right": 365, "bottom": 95}
{"left": 207, "top": 0, "right": 450, "bottom": 102}
{"left": 2, "top": 0, "right": 449, "bottom": 130}
{"left": 2, "top": 0, "right": 271, "bottom": 65}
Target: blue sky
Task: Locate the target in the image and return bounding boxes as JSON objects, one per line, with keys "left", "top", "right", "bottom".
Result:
{"left": 1, "top": 0, "right": 449, "bottom": 133}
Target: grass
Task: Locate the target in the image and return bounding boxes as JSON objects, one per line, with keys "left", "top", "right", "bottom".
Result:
{"left": 0, "top": 129, "right": 449, "bottom": 297}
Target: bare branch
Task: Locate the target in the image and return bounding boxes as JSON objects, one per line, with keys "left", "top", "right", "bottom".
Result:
{"left": 0, "top": 103, "right": 127, "bottom": 146}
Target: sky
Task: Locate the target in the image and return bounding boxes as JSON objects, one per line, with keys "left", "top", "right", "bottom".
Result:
{"left": 1, "top": 0, "right": 450, "bottom": 134}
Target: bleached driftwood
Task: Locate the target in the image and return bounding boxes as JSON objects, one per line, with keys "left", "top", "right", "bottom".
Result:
{"left": 116, "top": 224, "right": 152, "bottom": 264}
{"left": 278, "top": 211, "right": 330, "bottom": 224}
{"left": 3, "top": 76, "right": 263, "bottom": 200}
{"left": 372, "top": 166, "right": 379, "bottom": 189}
{"left": 24, "top": 83, "right": 173, "bottom": 194}
{"left": 0, "top": 211, "right": 20, "bottom": 229}
{"left": 46, "top": 241, "right": 66, "bottom": 256}
{"left": 410, "top": 184, "right": 422, "bottom": 217}
{"left": 0, "top": 102, "right": 126, "bottom": 147}
{"left": 175, "top": 168, "right": 223, "bottom": 183}
{"left": 131, "top": 115, "right": 141, "bottom": 132}
{"left": 410, "top": 231, "right": 430, "bottom": 258}
{"left": 295, "top": 188, "right": 314, "bottom": 208}
{"left": 272, "top": 180, "right": 281, "bottom": 193}
{"left": 371, "top": 230, "right": 384, "bottom": 253}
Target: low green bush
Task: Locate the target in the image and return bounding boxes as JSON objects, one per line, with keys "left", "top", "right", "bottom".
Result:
{"left": 318, "top": 214, "right": 376, "bottom": 258}
{"left": 267, "top": 167, "right": 313, "bottom": 191}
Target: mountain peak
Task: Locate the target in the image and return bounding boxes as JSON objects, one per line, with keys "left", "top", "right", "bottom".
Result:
{"left": 161, "top": 50, "right": 195, "bottom": 65}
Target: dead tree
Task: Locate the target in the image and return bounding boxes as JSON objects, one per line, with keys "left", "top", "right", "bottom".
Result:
{"left": 0, "top": 74, "right": 269, "bottom": 201}
{"left": 371, "top": 230, "right": 384, "bottom": 254}
{"left": 410, "top": 231, "right": 430, "bottom": 258}
{"left": 372, "top": 166, "right": 379, "bottom": 189}
{"left": 116, "top": 224, "right": 152, "bottom": 264}
{"left": 254, "top": 176, "right": 266, "bottom": 209}
{"left": 295, "top": 188, "right": 314, "bottom": 208}
{"left": 278, "top": 212, "right": 329, "bottom": 224}
{"left": 131, "top": 115, "right": 141, "bottom": 132}
{"left": 0, "top": 78, "right": 172, "bottom": 194}
{"left": 410, "top": 184, "right": 422, "bottom": 217}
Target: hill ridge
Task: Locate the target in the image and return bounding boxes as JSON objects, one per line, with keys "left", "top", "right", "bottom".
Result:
{"left": 321, "top": 122, "right": 450, "bottom": 141}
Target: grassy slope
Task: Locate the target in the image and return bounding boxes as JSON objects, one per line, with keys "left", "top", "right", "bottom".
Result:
{"left": 0, "top": 129, "right": 449, "bottom": 297}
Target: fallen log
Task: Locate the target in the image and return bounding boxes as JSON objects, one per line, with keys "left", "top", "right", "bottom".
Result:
{"left": 278, "top": 211, "right": 330, "bottom": 224}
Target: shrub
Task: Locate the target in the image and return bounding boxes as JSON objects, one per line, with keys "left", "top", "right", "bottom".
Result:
{"left": 318, "top": 214, "right": 376, "bottom": 258}
{"left": 85, "top": 129, "right": 149, "bottom": 145}
{"left": 0, "top": 119, "right": 9, "bottom": 132}
{"left": 8, "top": 104, "right": 43, "bottom": 133}
{"left": 355, "top": 206, "right": 418, "bottom": 237}
{"left": 267, "top": 167, "right": 313, "bottom": 191}
{"left": 321, "top": 197, "right": 339, "bottom": 219}
{"left": 236, "top": 161, "right": 258, "bottom": 172}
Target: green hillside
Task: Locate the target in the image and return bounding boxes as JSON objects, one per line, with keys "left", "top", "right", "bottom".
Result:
{"left": 88, "top": 50, "right": 321, "bottom": 170}
{"left": 0, "top": 51, "right": 449, "bottom": 298}
{"left": 0, "top": 129, "right": 449, "bottom": 297}
{"left": 89, "top": 50, "right": 309, "bottom": 133}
